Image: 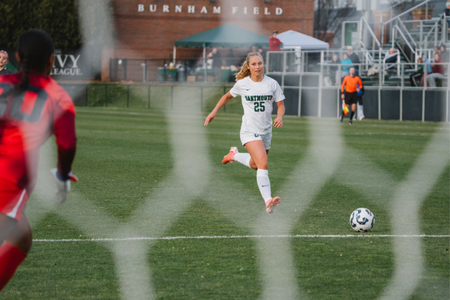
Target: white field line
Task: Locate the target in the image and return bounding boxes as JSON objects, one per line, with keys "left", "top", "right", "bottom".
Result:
{"left": 33, "top": 234, "right": 450, "bottom": 242}
{"left": 80, "top": 130, "right": 445, "bottom": 137}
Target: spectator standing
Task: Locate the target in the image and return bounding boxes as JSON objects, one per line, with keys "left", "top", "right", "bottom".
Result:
{"left": 433, "top": 46, "right": 440, "bottom": 56}
{"left": 427, "top": 53, "right": 445, "bottom": 87}
{"left": 269, "top": 30, "right": 282, "bottom": 51}
{"left": 347, "top": 46, "right": 360, "bottom": 75}
{"left": 341, "top": 53, "right": 353, "bottom": 78}
{"left": 0, "top": 51, "right": 13, "bottom": 75}
{"left": 329, "top": 54, "right": 341, "bottom": 85}
{"left": 211, "top": 47, "right": 222, "bottom": 82}
{"left": 257, "top": 48, "right": 266, "bottom": 61}
{"left": 440, "top": 44, "right": 449, "bottom": 62}
{"left": 269, "top": 30, "right": 282, "bottom": 72}
{"left": 340, "top": 67, "right": 363, "bottom": 125}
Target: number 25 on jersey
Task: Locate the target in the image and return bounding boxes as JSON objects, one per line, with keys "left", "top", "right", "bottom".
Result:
{"left": 254, "top": 101, "right": 265, "bottom": 112}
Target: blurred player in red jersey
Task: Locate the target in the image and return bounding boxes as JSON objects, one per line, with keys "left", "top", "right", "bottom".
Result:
{"left": 0, "top": 29, "right": 77, "bottom": 291}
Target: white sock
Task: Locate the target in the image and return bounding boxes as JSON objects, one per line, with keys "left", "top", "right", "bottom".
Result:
{"left": 256, "top": 169, "right": 272, "bottom": 202}
{"left": 234, "top": 153, "right": 251, "bottom": 168}
{"left": 357, "top": 104, "right": 364, "bottom": 118}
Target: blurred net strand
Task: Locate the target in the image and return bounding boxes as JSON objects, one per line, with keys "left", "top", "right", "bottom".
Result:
{"left": 23, "top": 0, "right": 450, "bottom": 298}
{"left": 30, "top": 110, "right": 449, "bottom": 300}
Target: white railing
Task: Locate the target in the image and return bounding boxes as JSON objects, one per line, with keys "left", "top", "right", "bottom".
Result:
{"left": 264, "top": 49, "right": 449, "bottom": 121}
{"left": 266, "top": 50, "right": 449, "bottom": 89}
{"left": 380, "top": 0, "right": 434, "bottom": 46}
{"left": 361, "top": 16, "right": 382, "bottom": 50}
{"left": 353, "top": 0, "right": 445, "bottom": 57}
{"left": 391, "top": 24, "right": 417, "bottom": 68}
{"left": 396, "top": 18, "right": 418, "bottom": 50}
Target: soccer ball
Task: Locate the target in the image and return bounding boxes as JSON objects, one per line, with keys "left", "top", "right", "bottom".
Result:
{"left": 349, "top": 208, "right": 375, "bottom": 232}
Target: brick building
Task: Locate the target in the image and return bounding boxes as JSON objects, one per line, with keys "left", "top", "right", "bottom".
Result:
{"left": 104, "top": 0, "right": 314, "bottom": 81}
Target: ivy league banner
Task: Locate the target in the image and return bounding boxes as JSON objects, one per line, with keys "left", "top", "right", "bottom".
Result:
{"left": 51, "top": 49, "right": 90, "bottom": 80}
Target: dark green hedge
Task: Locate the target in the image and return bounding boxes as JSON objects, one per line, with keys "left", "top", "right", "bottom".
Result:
{"left": 0, "top": 0, "right": 81, "bottom": 48}
{"left": 0, "top": 0, "right": 112, "bottom": 49}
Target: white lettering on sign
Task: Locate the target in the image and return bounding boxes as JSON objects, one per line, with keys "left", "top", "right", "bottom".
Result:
{"left": 51, "top": 68, "right": 83, "bottom": 76}
{"left": 56, "top": 55, "right": 68, "bottom": 67}
{"left": 53, "top": 54, "right": 81, "bottom": 68}
{"left": 51, "top": 53, "right": 84, "bottom": 77}
{"left": 69, "top": 55, "right": 81, "bottom": 68}
{"left": 137, "top": 5, "right": 284, "bottom": 16}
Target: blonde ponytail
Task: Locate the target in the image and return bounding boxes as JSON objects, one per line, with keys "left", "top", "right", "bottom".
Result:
{"left": 235, "top": 62, "right": 250, "bottom": 81}
{"left": 235, "top": 52, "right": 264, "bottom": 81}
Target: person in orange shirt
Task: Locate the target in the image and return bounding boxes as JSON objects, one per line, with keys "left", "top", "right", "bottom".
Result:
{"left": 340, "top": 67, "right": 363, "bottom": 125}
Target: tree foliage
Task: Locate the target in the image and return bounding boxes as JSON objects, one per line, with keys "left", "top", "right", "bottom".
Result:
{"left": 0, "top": 0, "right": 113, "bottom": 49}
{"left": 314, "top": 0, "right": 355, "bottom": 42}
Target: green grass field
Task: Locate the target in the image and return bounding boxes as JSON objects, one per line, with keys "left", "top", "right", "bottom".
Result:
{"left": 2, "top": 104, "right": 449, "bottom": 299}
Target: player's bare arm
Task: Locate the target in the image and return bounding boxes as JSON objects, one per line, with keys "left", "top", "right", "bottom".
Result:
{"left": 273, "top": 100, "right": 285, "bottom": 128}
{"left": 204, "top": 92, "right": 233, "bottom": 126}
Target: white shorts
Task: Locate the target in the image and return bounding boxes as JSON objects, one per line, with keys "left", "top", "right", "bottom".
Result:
{"left": 240, "top": 131, "right": 272, "bottom": 150}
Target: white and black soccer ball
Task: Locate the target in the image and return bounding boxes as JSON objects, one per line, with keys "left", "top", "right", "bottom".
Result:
{"left": 349, "top": 208, "right": 375, "bottom": 232}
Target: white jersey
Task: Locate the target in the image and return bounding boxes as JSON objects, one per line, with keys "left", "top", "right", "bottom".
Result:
{"left": 229, "top": 75, "right": 285, "bottom": 135}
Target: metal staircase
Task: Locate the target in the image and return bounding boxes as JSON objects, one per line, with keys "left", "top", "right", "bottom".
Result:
{"left": 348, "top": 0, "right": 448, "bottom": 86}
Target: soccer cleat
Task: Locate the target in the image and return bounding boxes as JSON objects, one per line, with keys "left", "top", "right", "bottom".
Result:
{"left": 265, "top": 196, "right": 281, "bottom": 214}
{"left": 349, "top": 120, "right": 353, "bottom": 125}
{"left": 359, "top": 116, "right": 365, "bottom": 121}
{"left": 340, "top": 114, "right": 344, "bottom": 122}
{"left": 222, "top": 147, "right": 238, "bottom": 164}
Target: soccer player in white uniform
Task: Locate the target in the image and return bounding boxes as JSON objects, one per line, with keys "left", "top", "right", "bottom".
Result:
{"left": 204, "top": 52, "right": 285, "bottom": 213}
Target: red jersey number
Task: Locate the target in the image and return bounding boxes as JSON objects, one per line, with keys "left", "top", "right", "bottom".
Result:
{"left": 0, "top": 84, "right": 48, "bottom": 123}
{"left": 0, "top": 83, "right": 13, "bottom": 117}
